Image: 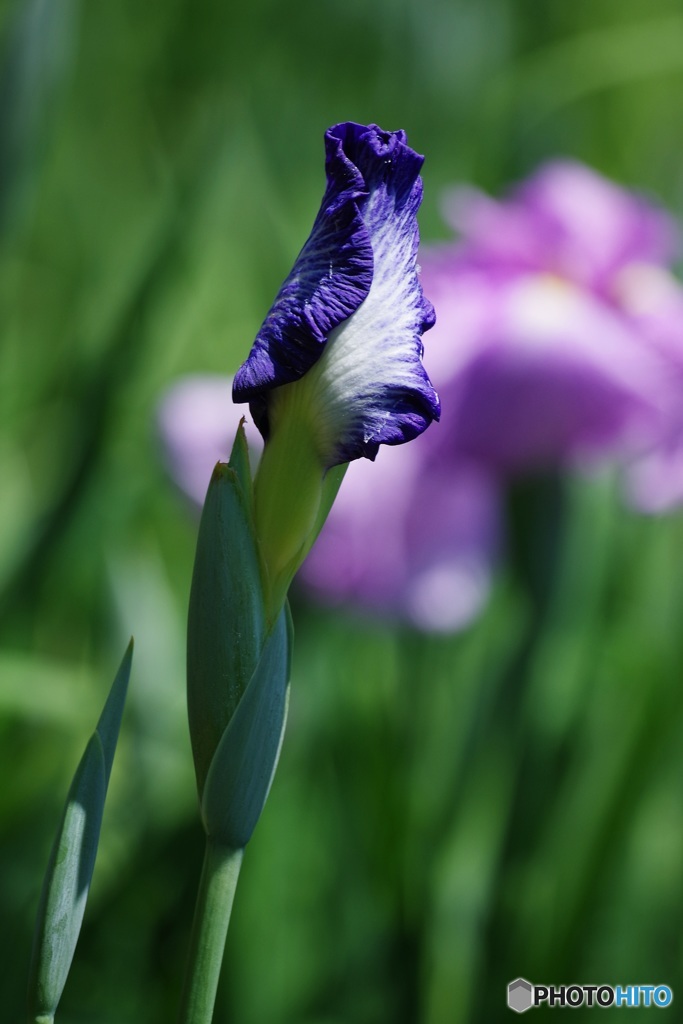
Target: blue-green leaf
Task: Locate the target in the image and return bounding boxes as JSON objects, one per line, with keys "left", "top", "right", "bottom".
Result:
{"left": 187, "top": 461, "right": 268, "bottom": 799}
{"left": 228, "top": 418, "right": 255, "bottom": 514}
{"left": 201, "top": 604, "right": 290, "bottom": 849}
{"left": 96, "top": 638, "right": 134, "bottom": 787}
{"left": 27, "top": 641, "right": 133, "bottom": 1023}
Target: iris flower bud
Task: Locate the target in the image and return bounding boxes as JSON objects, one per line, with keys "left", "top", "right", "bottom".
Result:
{"left": 233, "top": 122, "right": 440, "bottom": 609}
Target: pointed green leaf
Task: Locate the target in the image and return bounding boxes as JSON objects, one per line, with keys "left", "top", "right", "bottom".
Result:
{"left": 228, "top": 419, "right": 254, "bottom": 511}
{"left": 27, "top": 644, "right": 133, "bottom": 1022}
{"left": 96, "top": 638, "right": 133, "bottom": 788}
{"left": 201, "top": 604, "right": 290, "bottom": 848}
{"left": 313, "top": 462, "right": 348, "bottom": 545}
{"left": 187, "top": 463, "right": 268, "bottom": 798}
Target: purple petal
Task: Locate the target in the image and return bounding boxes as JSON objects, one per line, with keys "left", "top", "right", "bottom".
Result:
{"left": 301, "top": 439, "right": 498, "bottom": 632}
{"left": 233, "top": 122, "right": 439, "bottom": 464}
{"left": 626, "top": 426, "right": 683, "bottom": 513}
{"left": 232, "top": 127, "right": 373, "bottom": 412}
{"left": 519, "top": 161, "right": 678, "bottom": 285}
{"left": 443, "top": 161, "right": 679, "bottom": 292}
{"left": 419, "top": 255, "right": 677, "bottom": 473}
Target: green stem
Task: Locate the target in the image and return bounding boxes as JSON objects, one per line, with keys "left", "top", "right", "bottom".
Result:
{"left": 178, "top": 841, "right": 244, "bottom": 1024}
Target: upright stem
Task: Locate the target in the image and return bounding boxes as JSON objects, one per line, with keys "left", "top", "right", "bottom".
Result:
{"left": 178, "top": 841, "right": 244, "bottom": 1024}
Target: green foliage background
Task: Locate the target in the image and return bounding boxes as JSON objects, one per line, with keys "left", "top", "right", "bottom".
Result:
{"left": 3, "top": 0, "right": 683, "bottom": 1020}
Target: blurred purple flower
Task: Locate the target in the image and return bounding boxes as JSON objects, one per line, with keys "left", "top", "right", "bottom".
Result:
{"left": 158, "top": 376, "right": 261, "bottom": 505}
{"left": 301, "top": 439, "right": 499, "bottom": 632}
{"left": 158, "top": 160, "right": 683, "bottom": 632}
{"left": 433, "top": 161, "right": 683, "bottom": 477}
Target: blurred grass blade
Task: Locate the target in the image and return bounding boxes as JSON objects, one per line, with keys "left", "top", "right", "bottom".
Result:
{"left": 488, "top": 14, "right": 683, "bottom": 133}
{"left": 0, "top": 0, "right": 79, "bottom": 236}
{"left": 27, "top": 640, "right": 133, "bottom": 1023}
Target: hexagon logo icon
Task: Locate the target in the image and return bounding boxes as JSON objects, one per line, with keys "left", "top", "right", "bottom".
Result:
{"left": 508, "top": 978, "right": 533, "bottom": 1013}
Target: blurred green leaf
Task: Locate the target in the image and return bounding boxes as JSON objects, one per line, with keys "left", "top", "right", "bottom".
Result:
{"left": 0, "top": 652, "right": 96, "bottom": 725}
{"left": 515, "top": 15, "right": 683, "bottom": 127}
{"left": 0, "top": 0, "right": 78, "bottom": 235}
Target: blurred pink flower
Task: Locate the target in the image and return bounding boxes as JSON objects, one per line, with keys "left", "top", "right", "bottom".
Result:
{"left": 158, "top": 161, "right": 683, "bottom": 631}
{"left": 302, "top": 440, "right": 498, "bottom": 632}
{"left": 431, "top": 161, "right": 683, "bottom": 478}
